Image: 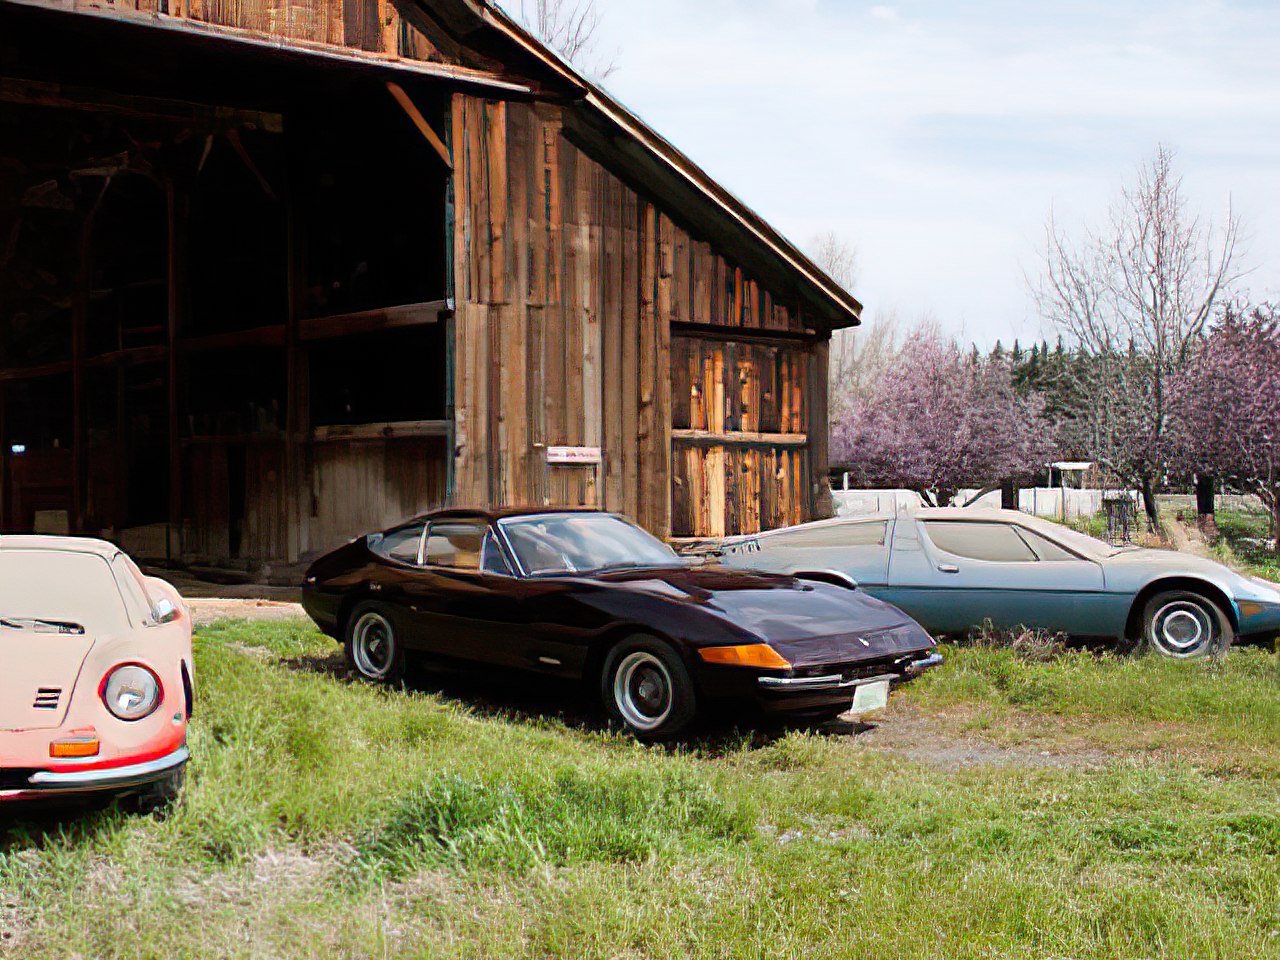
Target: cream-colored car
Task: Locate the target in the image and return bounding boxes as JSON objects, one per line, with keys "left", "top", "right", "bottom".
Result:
{"left": 0, "top": 537, "right": 193, "bottom": 806}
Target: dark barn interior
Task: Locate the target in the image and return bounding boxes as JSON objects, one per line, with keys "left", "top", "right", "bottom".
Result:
{"left": 0, "top": 2, "right": 456, "bottom": 570}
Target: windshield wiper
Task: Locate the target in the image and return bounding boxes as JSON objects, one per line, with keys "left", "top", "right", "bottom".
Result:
{"left": 595, "top": 560, "right": 682, "bottom": 574}
{"left": 0, "top": 617, "right": 85, "bottom": 634}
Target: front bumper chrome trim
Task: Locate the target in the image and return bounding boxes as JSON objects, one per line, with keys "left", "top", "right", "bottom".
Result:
{"left": 758, "top": 672, "right": 898, "bottom": 693}
{"left": 23, "top": 745, "right": 189, "bottom": 791}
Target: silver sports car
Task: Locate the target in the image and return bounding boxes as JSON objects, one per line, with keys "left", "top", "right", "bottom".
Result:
{"left": 715, "top": 507, "right": 1280, "bottom": 658}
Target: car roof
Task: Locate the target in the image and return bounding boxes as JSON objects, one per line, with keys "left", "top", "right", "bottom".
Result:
{"left": 0, "top": 534, "right": 122, "bottom": 558}
{"left": 415, "top": 506, "right": 607, "bottom": 524}
{"left": 751, "top": 506, "right": 1051, "bottom": 538}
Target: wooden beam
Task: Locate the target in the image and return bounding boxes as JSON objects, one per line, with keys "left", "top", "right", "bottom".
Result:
{"left": 672, "top": 429, "right": 808, "bottom": 448}
{"left": 299, "top": 300, "right": 447, "bottom": 341}
{"left": 670, "top": 320, "right": 818, "bottom": 346}
{"left": 386, "top": 82, "right": 453, "bottom": 170}
{"left": 179, "top": 324, "right": 286, "bottom": 353}
{"left": 0, "top": 360, "right": 72, "bottom": 383}
{"left": 86, "top": 345, "right": 168, "bottom": 369}
{"left": 312, "top": 420, "right": 452, "bottom": 442}
{"left": 0, "top": 76, "right": 283, "bottom": 133}
{"left": 0, "top": 346, "right": 168, "bottom": 382}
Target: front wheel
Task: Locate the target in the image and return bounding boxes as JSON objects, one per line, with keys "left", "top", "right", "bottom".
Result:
{"left": 128, "top": 767, "right": 185, "bottom": 814}
{"left": 1137, "top": 590, "right": 1233, "bottom": 659}
{"left": 601, "top": 636, "right": 697, "bottom": 740}
{"left": 345, "top": 604, "right": 407, "bottom": 683}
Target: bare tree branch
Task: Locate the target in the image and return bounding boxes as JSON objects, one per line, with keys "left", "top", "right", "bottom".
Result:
{"left": 516, "top": 0, "right": 619, "bottom": 80}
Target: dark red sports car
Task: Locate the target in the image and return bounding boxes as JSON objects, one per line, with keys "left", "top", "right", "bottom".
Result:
{"left": 301, "top": 508, "right": 940, "bottom": 738}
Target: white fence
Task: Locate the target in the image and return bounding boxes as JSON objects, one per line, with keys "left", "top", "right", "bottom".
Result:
{"left": 833, "top": 487, "right": 1138, "bottom": 520}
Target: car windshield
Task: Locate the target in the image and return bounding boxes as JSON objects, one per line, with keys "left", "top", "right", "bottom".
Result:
{"left": 0, "top": 550, "right": 131, "bottom": 634}
{"left": 499, "top": 514, "right": 681, "bottom": 576}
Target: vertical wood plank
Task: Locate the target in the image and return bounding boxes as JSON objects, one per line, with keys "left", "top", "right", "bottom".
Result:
{"left": 601, "top": 173, "right": 623, "bottom": 512}
{"left": 636, "top": 200, "right": 657, "bottom": 529}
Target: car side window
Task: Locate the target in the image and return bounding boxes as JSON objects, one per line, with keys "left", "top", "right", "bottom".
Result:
{"left": 481, "top": 531, "right": 514, "bottom": 576}
{"left": 373, "top": 522, "right": 427, "bottom": 565}
{"left": 768, "top": 521, "right": 887, "bottom": 549}
{"left": 922, "top": 521, "right": 1037, "bottom": 563}
{"left": 1016, "top": 527, "right": 1080, "bottom": 562}
{"left": 425, "top": 522, "right": 485, "bottom": 571}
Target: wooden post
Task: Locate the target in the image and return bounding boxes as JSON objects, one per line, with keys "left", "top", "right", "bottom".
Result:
{"left": 808, "top": 335, "right": 831, "bottom": 522}
{"left": 71, "top": 218, "right": 91, "bottom": 534}
{"left": 0, "top": 383, "right": 7, "bottom": 530}
{"left": 283, "top": 153, "right": 304, "bottom": 563}
{"left": 165, "top": 177, "right": 185, "bottom": 561}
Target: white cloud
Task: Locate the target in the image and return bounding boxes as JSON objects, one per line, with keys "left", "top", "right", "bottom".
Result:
{"left": 868, "top": 5, "right": 899, "bottom": 21}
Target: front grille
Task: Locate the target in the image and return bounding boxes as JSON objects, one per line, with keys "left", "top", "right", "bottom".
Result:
{"left": 32, "top": 688, "right": 61, "bottom": 710}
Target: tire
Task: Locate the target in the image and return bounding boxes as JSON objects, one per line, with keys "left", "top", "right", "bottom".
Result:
{"left": 601, "top": 635, "right": 697, "bottom": 740}
{"left": 344, "top": 603, "right": 407, "bottom": 683}
{"left": 129, "top": 766, "right": 185, "bottom": 814}
{"left": 1137, "top": 590, "right": 1233, "bottom": 659}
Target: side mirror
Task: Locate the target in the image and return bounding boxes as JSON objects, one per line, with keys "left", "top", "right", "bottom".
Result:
{"left": 153, "top": 598, "right": 180, "bottom": 624}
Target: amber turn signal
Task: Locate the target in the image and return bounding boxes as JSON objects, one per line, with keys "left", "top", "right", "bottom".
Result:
{"left": 49, "top": 738, "right": 100, "bottom": 759}
{"left": 698, "top": 644, "right": 792, "bottom": 669}
{"left": 1239, "top": 601, "right": 1267, "bottom": 618}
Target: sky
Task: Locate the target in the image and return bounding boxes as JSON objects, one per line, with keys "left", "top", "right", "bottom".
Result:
{"left": 512, "top": 0, "right": 1280, "bottom": 345}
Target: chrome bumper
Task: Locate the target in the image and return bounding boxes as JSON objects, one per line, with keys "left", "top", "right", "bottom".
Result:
{"left": 758, "top": 672, "right": 897, "bottom": 693}
{"left": 10, "top": 746, "right": 189, "bottom": 795}
{"left": 756, "top": 651, "right": 943, "bottom": 693}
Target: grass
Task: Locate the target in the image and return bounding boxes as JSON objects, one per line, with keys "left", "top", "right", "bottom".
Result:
{"left": 3, "top": 618, "right": 1280, "bottom": 958}
{"left": 1215, "top": 508, "right": 1280, "bottom": 581}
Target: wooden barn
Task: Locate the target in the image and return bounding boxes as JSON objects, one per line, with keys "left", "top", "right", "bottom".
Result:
{"left": 0, "top": 0, "right": 862, "bottom": 575}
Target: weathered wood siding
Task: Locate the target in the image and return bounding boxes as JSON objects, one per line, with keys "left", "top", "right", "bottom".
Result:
{"left": 451, "top": 95, "right": 825, "bottom": 539}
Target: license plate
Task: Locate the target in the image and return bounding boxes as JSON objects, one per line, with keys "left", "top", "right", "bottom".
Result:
{"left": 850, "top": 679, "right": 889, "bottom": 715}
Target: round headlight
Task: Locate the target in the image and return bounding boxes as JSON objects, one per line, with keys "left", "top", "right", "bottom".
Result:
{"left": 101, "top": 665, "right": 161, "bottom": 721}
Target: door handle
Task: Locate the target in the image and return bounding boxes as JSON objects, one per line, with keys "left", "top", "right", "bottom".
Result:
{"left": 937, "top": 564, "right": 960, "bottom": 574}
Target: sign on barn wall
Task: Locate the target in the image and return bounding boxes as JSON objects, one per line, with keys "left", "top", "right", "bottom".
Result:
{"left": 545, "top": 446, "right": 604, "bottom": 465}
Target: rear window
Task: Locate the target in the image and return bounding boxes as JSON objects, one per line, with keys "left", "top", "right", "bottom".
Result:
{"left": 371, "top": 522, "right": 426, "bottom": 565}
{"left": 0, "top": 550, "right": 131, "bottom": 633}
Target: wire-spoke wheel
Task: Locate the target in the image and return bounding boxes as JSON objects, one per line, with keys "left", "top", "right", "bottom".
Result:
{"left": 1140, "top": 590, "right": 1232, "bottom": 660}
{"left": 345, "top": 604, "right": 406, "bottom": 683}
{"left": 602, "top": 636, "right": 697, "bottom": 740}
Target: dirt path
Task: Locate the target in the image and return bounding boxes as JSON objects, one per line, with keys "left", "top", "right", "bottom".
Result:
{"left": 188, "top": 598, "right": 306, "bottom": 627}
{"left": 853, "top": 702, "right": 1112, "bottom": 771}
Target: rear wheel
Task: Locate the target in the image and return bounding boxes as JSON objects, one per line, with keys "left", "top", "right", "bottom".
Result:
{"left": 345, "top": 603, "right": 406, "bottom": 683}
{"left": 1137, "top": 590, "right": 1233, "bottom": 659}
{"left": 602, "top": 636, "right": 697, "bottom": 740}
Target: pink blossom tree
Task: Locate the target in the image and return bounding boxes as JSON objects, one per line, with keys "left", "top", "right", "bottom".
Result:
{"left": 832, "top": 332, "right": 1056, "bottom": 507}
{"left": 1171, "top": 303, "right": 1280, "bottom": 547}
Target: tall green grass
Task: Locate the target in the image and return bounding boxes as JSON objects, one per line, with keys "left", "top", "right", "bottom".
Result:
{"left": 2, "top": 618, "right": 1278, "bottom": 959}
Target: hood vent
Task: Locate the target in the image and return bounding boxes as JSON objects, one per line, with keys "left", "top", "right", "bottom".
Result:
{"left": 33, "top": 688, "right": 61, "bottom": 710}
